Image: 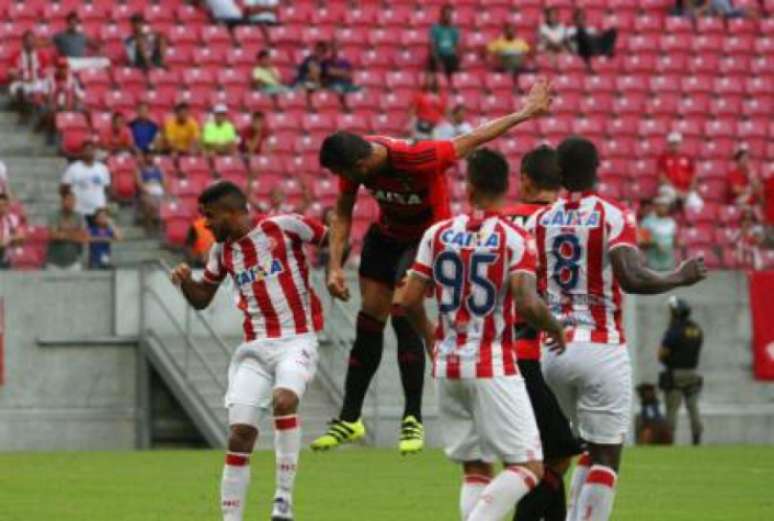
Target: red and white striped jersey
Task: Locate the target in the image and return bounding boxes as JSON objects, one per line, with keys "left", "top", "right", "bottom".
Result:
{"left": 410, "top": 210, "right": 537, "bottom": 379}
{"left": 203, "top": 214, "right": 327, "bottom": 342}
{"left": 526, "top": 191, "right": 638, "bottom": 345}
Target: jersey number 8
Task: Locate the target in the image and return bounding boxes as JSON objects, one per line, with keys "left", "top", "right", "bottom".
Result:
{"left": 433, "top": 251, "right": 499, "bottom": 316}
{"left": 551, "top": 234, "right": 582, "bottom": 291}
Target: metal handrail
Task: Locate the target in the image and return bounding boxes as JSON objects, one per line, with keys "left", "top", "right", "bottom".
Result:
{"left": 142, "top": 285, "right": 226, "bottom": 391}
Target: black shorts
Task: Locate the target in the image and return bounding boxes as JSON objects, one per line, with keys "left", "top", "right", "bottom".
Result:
{"left": 358, "top": 224, "right": 418, "bottom": 288}
{"left": 518, "top": 359, "right": 583, "bottom": 460}
{"left": 428, "top": 53, "right": 459, "bottom": 76}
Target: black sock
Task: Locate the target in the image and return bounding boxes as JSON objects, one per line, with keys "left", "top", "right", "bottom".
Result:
{"left": 339, "top": 312, "right": 386, "bottom": 422}
{"left": 514, "top": 468, "right": 564, "bottom": 521}
{"left": 392, "top": 313, "right": 425, "bottom": 422}
{"left": 544, "top": 469, "right": 567, "bottom": 521}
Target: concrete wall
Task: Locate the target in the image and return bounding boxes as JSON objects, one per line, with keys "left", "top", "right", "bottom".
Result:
{"left": 0, "top": 271, "right": 137, "bottom": 451}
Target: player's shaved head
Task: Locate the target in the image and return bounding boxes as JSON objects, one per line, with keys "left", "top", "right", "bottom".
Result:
{"left": 198, "top": 181, "right": 248, "bottom": 212}
{"left": 319, "top": 131, "right": 373, "bottom": 176}
{"left": 521, "top": 145, "right": 561, "bottom": 191}
{"left": 557, "top": 136, "right": 599, "bottom": 192}
{"left": 466, "top": 148, "right": 509, "bottom": 199}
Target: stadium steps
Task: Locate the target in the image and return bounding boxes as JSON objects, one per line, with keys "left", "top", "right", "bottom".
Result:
{"left": 141, "top": 333, "right": 338, "bottom": 449}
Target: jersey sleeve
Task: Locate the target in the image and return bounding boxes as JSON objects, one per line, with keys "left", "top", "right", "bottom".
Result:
{"left": 408, "top": 225, "right": 437, "bottom": 280}
{"left": 202, "top": 243, "right": 226, "bottom": 285}
{"left": 608, "top": 206, "right": 638, "bottom": 250}
{"left": 508, "top": 229, "right": 537, "bottom": 275}
{"left": 338, "top": 175, "right": 360, "bottom": 195}
{"left": 272, "top": 214, "right": 328, "bottom": 245}
{"left": 429, "top": 140, "right": 457, "bottom": 172}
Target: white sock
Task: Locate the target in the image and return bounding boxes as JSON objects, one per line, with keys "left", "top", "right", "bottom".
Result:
{"left": 566, "top": 452, "right": 592, "bottom": 521}
{"left": 221, "top": 452, "right": 251, "bottom": 521}
{"left": 575, "top": 465, "right": 617, "bottom": 521}
{"left": 460, "top": 474, "right": 491, "bottom": 520}
{"left": 274, "top": 415, "right": 301, "bottom": 501}
{"left": 468, "top": 466, "right": 538, "bottom": 521}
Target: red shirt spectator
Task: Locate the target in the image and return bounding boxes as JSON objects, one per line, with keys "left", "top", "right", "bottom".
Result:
{"left": 49, "top": 58, "right": 83, "bottom": 111}
{"left": 411, "top": 74, "right": 448, "bottom": 138}
{"left": 657, "top": 132, "right": 695, "bottom": 192}
{"left": 726, "top": 148, "right": 760, "bottom": 206}
{"left": 240, "top": 111, "right": 269, "bottom": 155}
{"left": 101, "top": 112, "right": 133, "bottom": 153}
{"left": 8, "top": 31, "right": 50, "bottom": 104}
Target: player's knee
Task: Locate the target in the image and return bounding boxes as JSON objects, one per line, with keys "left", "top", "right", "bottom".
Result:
{"left": 463, "top": 460, "right": 493, "bottom": 478}
{"left": 272, "top": 388, "right": 299, "bottom": 416}
{"left": 524, "top": 461, "right": 545, "bottom": 482}
{"left": 228, "top": 424, "right": 258, "bottom": 453}
{"left": 546, "top": 456, "right": 572, "bottom": 476}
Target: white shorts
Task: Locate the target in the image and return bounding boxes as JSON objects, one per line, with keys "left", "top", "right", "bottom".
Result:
{"left": 437, "top": 375, "right": 543, "bottom": 464}
{"left": 542, "top": 341, "right": 632, "bottom": 445}
{"left": 9, "top": 79, "right": 48, "bottom": 97}
{"left": 225, "top": 333, "right": 319, "bottom": 428}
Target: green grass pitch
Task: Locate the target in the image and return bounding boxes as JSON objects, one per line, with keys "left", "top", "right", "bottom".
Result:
{"left": 1, "top": 446, "right": 773, "bottom": 520}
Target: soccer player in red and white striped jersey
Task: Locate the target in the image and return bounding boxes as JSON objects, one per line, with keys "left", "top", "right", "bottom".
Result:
{"left": 402, "top": 149, "right": 567, "bottom": 521}
{"left": 170, "top": 181, "right": 327, "bottom": 521}
{"left": 526, "top": 137, "right": 707, "bottom": 521}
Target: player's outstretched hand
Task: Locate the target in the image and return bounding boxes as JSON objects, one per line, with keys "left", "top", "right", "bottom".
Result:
{"left": 327, "top": 267, "right": 350, "bottom": 301}
{"left": 522, "top": 78, "right": 554, "bottom": 118}
{"left": 677, "top": 256, "right": 708, "bottom": 287}
{"left": 170, "top": 263, "right": 192, "bottom": 286}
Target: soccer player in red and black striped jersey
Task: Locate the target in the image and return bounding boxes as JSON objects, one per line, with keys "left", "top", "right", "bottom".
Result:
{"left": 503, "top": 145, "right": 582, "bottom": 521}
{"left": 311, "top": 79, "right": 554, "bottom": 454}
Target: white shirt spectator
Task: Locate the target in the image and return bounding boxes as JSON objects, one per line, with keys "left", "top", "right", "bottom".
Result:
{"left": 539, "top": 23, "right": 568, "bottom": 49}
{"left": 61, "top": 160, "right": 111, "bottom": 216}
{"left": 433, "top": 120, "right": 473, "bottom": 140}
{"left": 0, "top": 160, "right": 8, "bottom": 194}
{"left": 245, "top": 0, "right": 279, "bottom": 23}
{"left": 206, "top": 0, "right": 243, "bottom": 20}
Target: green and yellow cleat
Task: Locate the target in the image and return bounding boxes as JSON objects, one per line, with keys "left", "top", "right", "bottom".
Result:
{"left": 310, "top": 418, "right": 366, "bottom": 451}
{"left": 398, "top": 416, "right": 425, "bottom": 455}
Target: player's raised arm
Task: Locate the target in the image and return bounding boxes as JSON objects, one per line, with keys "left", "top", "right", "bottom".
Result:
{"left": 610, "top": 247, "right": 707, "bottom": 295}
{"left": 510, "top": 271, "right": 567, "bottom": 353}
{"left": 170, "top": 262, "right": 220, "bottom": 310}
{"left": 327, "top": 191, "right": 357, "bottom": 301}
{"left": 452, "top": 78, "right": 553, "bottom": 158}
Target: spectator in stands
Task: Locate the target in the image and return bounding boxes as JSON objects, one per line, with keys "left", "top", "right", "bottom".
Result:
{"left": 87, "top": 207, "right": 122, "bottom": 270}
{"left": 295, "top": 41, "right": 328, "bottom": 92}
{"left": 428, "top": 4, "right": 460, "bottom": 88}
{"left": 244, "top": 0, "right": 280, "bottom": 42}
{"left": 161, "top": 102, "right": 200, "bottom": 156}
{"left": 252, "top": 49, "right": 288, "bottom": 94}
{"left": 539, "top": 8, "right": 571, "bottom": 63}
{"left": 727, "top": 147, "right": 761, "bottom": 206}
{"left": 202, "top": 104, "right": 239, "bottom": 156}
{"left": 205, "top": 0, "right": 243, "bottom": 24}
{"left": 322, "top": 41, "right": 360, "bottom": 111}
{"left": 185, "top": 215, "right": 215, "bottom": 268}
{"left": 567, "top": 8, "right": 617, "bottom": 71}
{"left": 486, "top": 24, "right": 531, "bottom": 83}
{"left": 639, "top": 195, "right": 678, "bottom": 271}
{"left": 0, "top": 160, "right": 13, "bottom": 200}
{"left": 240, "top": 111, "right": 269, "bottom": 155}
{"left": 101, "top": 112, "right": 134, "bottom": 155}
{"left": 410, "top": 73, "right": 448, "bottom": 140}
{"left": 136, "top": 152, "right": 166, "bottom": 232}
{"left": 46, "top": 189, "right": 86, "bottom": 271}
{"left": 433, "top": 104, "right": 473, "bottom": 140}
{"left": 129, "top": 102, "right": 159, "bottom": 154}
{"left": 0, "top": 193, "right": 25, "bottom": 269}
{"left": 8, "top": 31, "right": 50, "bottom": 124}
{"left": 53, "top": 12, "right": 99, "bottom": 59}
{"left": 658, "top": 132, "right": 699, "bottom": 209}
{"left": 60, "top": 140, "right": 111, "bottom": 225}
{"left": 125, "top": 13, "right": 167, "bottom": 70}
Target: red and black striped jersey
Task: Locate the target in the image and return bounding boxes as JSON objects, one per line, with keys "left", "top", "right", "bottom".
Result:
{"left": 339, "top": 136, "right": 457, "bottom": 242}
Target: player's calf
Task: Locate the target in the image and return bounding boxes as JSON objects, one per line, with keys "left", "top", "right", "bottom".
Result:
{"left": 468, "top": 461, "right": 543, "bottom": 521}
{"left": 461, "top": 461, "right": 494, "bottom": 520}
{"left": 272, "top": 388, "right": 302, "bottom": 521}
{"left": 222, "top": 423, "right": 258, "bottom": 521}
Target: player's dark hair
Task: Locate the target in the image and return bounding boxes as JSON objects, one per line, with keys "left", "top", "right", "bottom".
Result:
{"left": 557, "top": 136, "right": 599, "bottom": 192}
{"left": 521, "top": 145, "right": 561, "bottom": 191}
{"left": 198, "top": 181, "right": 248, "bottom": 212}
{"left": 466, "top": 148, "right": 509, "bottom": 198}
{"left": 319, "top": 131, "right": 372, "bottom": 173}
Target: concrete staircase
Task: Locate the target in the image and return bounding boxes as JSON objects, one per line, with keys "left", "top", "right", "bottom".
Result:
{"left": 0, "top": 97, "right": 179, "bottom": 268}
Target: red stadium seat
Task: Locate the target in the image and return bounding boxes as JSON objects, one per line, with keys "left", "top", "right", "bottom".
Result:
{"left": 78, "top": 67, "right": 112, "bottom": 87}
{"left": 680, "top": 226, "right": 714, "bottom": 248}
{"left": 738, "top": 118, "right": 768, "bottom": 140}
{"left": 249, "top": 155, "right": 285, "bottom": 177}
{"left": 179, "top": 156, "right": 210, "bottom": 178}
{"left": 616, "top": 75, "right": 650, "bottom": 94}
{"left": 677, "top": 95, "right": 711, "bottom": 116}
{"left": 213, "top": 156, "right": 248, "bottom": 177}
{"left": 705, "top": 119, "right": 736, "bottom": 139}
{"left": 645, "top": 95, "right": 680, "bottom": 116}
{"left": 8, "top": 245, "right": 45, "bottom": 270}
{"left": 681, "top": 75, "right": 713, "bottom": 95}
{"left": 672, "top": 118, "right": 703, "bottom": 138}
{"left": 55, "top": 112, "right": 89, "bottom": 131}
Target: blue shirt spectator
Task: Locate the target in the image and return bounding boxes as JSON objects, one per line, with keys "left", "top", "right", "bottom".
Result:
{"left": 129, "top": 102, "right": 159, "bottom": 153}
